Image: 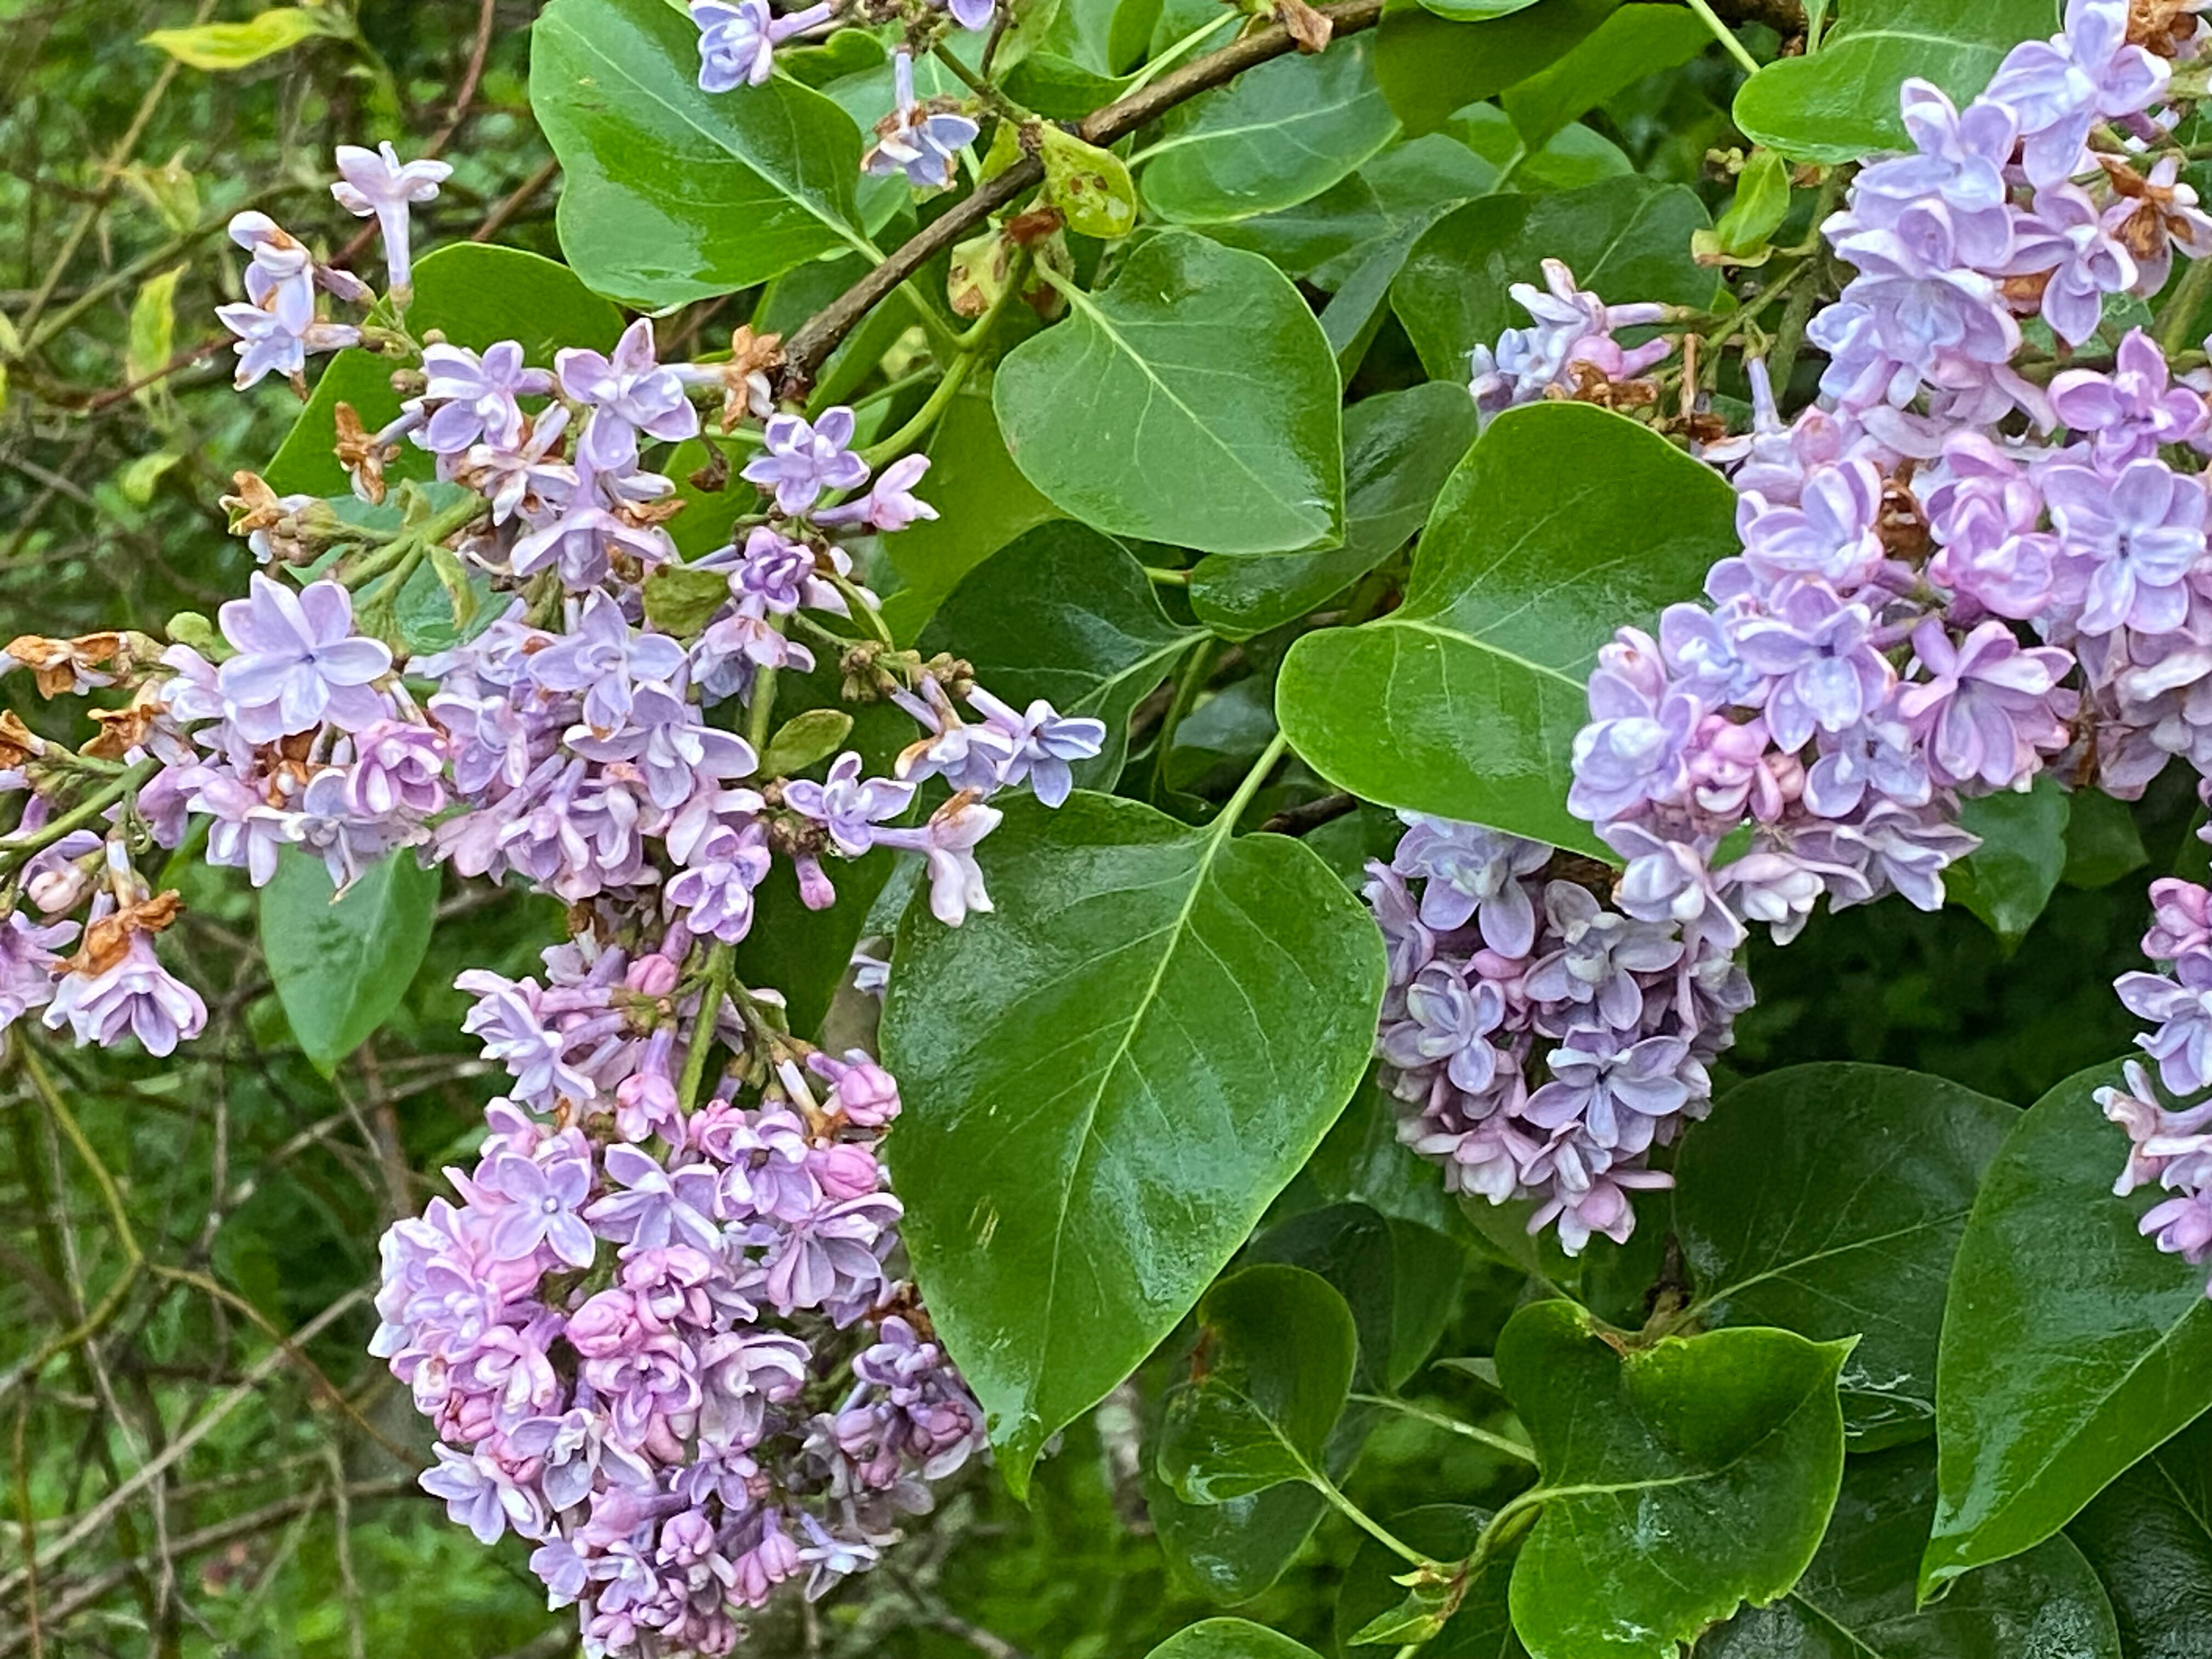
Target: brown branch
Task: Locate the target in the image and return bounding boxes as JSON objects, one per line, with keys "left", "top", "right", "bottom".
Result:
{"left": 1260, "top": 792, "right": 1356, "bottom": 838}
{"left": 777, "top": 0, "right": 1388, "bottom": 394}
{"left": 1707, "top": 0, "right": 1804, "bottom": 34}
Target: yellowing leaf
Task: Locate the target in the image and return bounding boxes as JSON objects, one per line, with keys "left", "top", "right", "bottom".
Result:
{"left": 142, "top": 7, "right": 339, "bottom": 72}
{"left": 127, "top": 267, "right": 184, "bottom": 412}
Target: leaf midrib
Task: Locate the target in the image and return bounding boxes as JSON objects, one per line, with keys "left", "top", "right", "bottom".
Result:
{"left": 1030, "top": 809, "right": 1255, "bottom": 1421}
{"left": 1051, "top": 269, "right": 1331, "bottom": 542}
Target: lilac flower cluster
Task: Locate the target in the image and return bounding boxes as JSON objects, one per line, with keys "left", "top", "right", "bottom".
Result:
{"left": 686, "top": 2, "right": 987, "bottom": 190}
{"left": 1406, "top": 0, "right": 2212, "bottom": 1251}
{"left": 0, "top": 139, "right": 1109, "bottom": 1645}
{"left": 1368, "top": 816, "right": 1748, "bottom": 1253}
{"left": 2105, "top": 879, "right": 2212, "bottom": 1266}
{"left": 378, "top": 943, "right": 982, "bottom": 1652}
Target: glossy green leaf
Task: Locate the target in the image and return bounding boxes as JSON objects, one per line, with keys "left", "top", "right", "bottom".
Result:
{"left": 1923, "top": 1060, "right": 2212, "bottom": 1595}
{"left": 143, "top": 7, "right": 338, "bottom": 70}
{"left": 1949, "top": 778, "right": 2071, "bottom": 947}
{"left": 920, "top": 521, "right": 1198, "bottom": 788}
{"left": 1671, "top": 1063, "right": 2017, "bottom": 1448}
{"left": 1158, "top": 1265, "right": 1358, "bottom": 1503}
{"left": 532, "top": 0, "right": 867, "bottom": 307}
{"left": 995, "top": 233, "right": 1344, "bottom": 555}
{"left": 1206, "top": 174, "right": 1395, "bottom": 280}
{"left": 2059, "top": 790, "right": 2148, "bottom": 889}
{"left": 1501, "top": 4, "right": 1716, "bottom": 152}
{"left": 878, "top": 388, "right": 1059, "bottom": 641}
{"left": 258, "top": 848, "right": 439, "bottom": 1077}
{"left": 1141, "top": 38, "right": 1399, "bottom": 225}
{"left": 1418, "top": 0, "right": 1543, "bottom": 15}
{"left": 641, "top": 565, "right": 732, "bottom": 637}
{"left": 1336, "top": 1505, "right": 1522, "bottom": 1657}
{"left": 266, "top": 244, "right": 623, "bottom": 497}
{"left": 1276, "top": 401, "right": 1735, "bottom": 853}
{"left": 1393, "top": 176, "right": 1716, "bottom": 380}
{"left": 2067, "top": 1414, "right": 2212, "bottom": 1659}
{"left": 1451, "top": 103, "right": 1634, "bottom": 191}
{"left": 1700, "top": 1443, "right": 2121, "bottom": 1659}
{"left": 1191, "top": 382, "right": 1482, "bottom": 640}
{"left": 1707, "top": 149, "right": 1793, "bottom": 259}
{"left": 1148, "top": 1468, "right": 1335, "bottom": 1602}
{"left": 1374, "top": 0, "right": 1621, "bottom": 135}
{"left": 1733, "top": 0, "right": 2056, "bottom": 165}
{"left": 1499, "top": 1300, "right": 1851, "bottom": 1659}
{"left": 1144, "top": 1620, "right": 1321, "bottom": 1659}
{"left": 1301, "top": 1074, "right": 1465, "bottom": 1236}
{"left": 760, "top": 708, "right": 854, "bottom": 776}
{"left": 881, "top": 792, "right": 1386, "bottom": 1497}
{"left": 1249, "top": 1203, "right": 1392, "bottom": 1390}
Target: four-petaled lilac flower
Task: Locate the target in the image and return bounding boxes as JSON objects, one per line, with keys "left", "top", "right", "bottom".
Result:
{"left": 585, "top": 1145, "right": 723, "bottom": 1252}
{"left": 330, "top": 142, "right": 451, "bottom": 294}
{"left": 215, "top": 574, "right": 392, "bottom": 743}
{"left": 741, "top": 407, "right": 871, "bottom": 515}
{"left": 420, "top": 1444, "right": 542, "bottom": 1546}
{"left": 2119, "top": 951, "right": 2212, "bottom": 1095}
{"left": 812, "top": 454, "right": 938, "bottom": 533}
{"left": 2050, "top": 329, "right": 2210, "bottom": 467}
{"left": 1730, "top": 582, "right": 1894, "bottom": 752}
{"left": 2044, "top": 457, "right": 2207, "bottom": 636}
{"left": 479, "top": 1150, "right": 598, "bottom": 1267}
{"left": 2002, "top": 184, "right": 2137, "bottom": 347}
{"left": 864, "top": 53, "right": 978, "bottom": 191}
{"left": 1391, "top": 816, "right": 1550, "bottom": 956}
{"left": 556, "top": 319, "right": 701, "bottom": 465}
{"left": 782, "top": 752, "right": 915, "bottom": 855}
{"left": 527, "top": 590, "right": 689, "bottom": 737}
{"left": 1981, "top": 0, "right": 2168, "bottom": 188}
{"left": 1894, "top": 618, "right": 2073, "bottom": 789}
{"left": 966, "top": 689, "right": 1107, "bottom": 808}
{"left": 691, "top": 0, "right": 836, "bottom": 92}
{"left": 420, "top": 341, "right": 549, "bottom": 453}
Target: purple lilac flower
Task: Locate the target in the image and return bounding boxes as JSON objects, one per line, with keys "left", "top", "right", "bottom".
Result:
{"left": 525, "top": 590, "right": 689, "bottom": 737}
{"left": 965, "top": 688, "right": 1107, "bottom": 808}
{"left": 740, "top": 407, "right": 871, "bottom": 515}
{"left": 1391, "top": 815, "right": 1550, "bottom": 956}
{"left": 2050, "top": 329, "right": 2210, "bottom": 466}
{"left": 691, "top": 0, "right": 836, "bottom": 92}
{"left": 418, "top": 341, "right": 548, "bottom": 453}
{"left": 1729, "top": 582, "right": 1894, "bottom": 752}
{"left": 1894, "top": 617, "right": 2073, "bottom": 789}
{"left": 556, "top": 319, "right": 701, "bottom": 464}
{"left": 0, "top": 912, "right": 77, "bottom": 1031}
{"left": 215, "top": 574, "right": 392, "bottom": 743}
{"left": 2002, "top": 184, "right": 2138, "bottom": 346}
{"left": 782, "top": 753, "right": 915, "bottom": 855}
{"left": 478, "top": 1150, "right": 598, "bottom": 1267}
{"left": 1980, "top": 0, "right": 2168, "bottom": 188}
{"left": 864, "top": 51, "right": 979, "bottom": 192}
{"left": 330, "top": 142, "right": 451, "bottom": 294}
{"left": 2043, "top": 456, "right": 2206, "bottom": 636}
{"left": 42, "top": 928, "right": 206, "bottom": 1057}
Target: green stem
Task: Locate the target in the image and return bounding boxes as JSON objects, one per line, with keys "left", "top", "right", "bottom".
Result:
{"left": 1311, "top": 1472, "right": 1431, "bottom": 1569}
{"left": 857, "top": 353, "right": 974, "bottom": 469}
{"left": 1215, "top": 731, "right": 1290, "bottom": 838}
{"left": 1150, "top": 636, "right": 1218, "bottom": 795}
{"left": 747, "top": 625, "right": 784, "bottom": 754}
{"left": 1349, "top": 1393, "right": 1538, "bottom": 1463}
{"left": 1681, "top": 0, "right": 1762, "bottom": 74}
{"left": 676, "top": 943, "right": 736, "bottom": 1113}
{"left": 0, "top": 762, "right": 156, "bottom": 870}
{"left": 1120, "top": 10, "right": 1240, "bottom": 98}
{"left": 830, "top": 573, "right": 897, "bottom": 647}
{"left": 1143, "top": 566, "right": 1190, "bottom": 587}
{"left": 932, "top": 40, "right": 1029, "bottom": 121}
